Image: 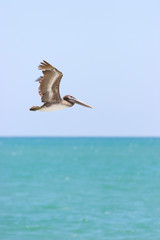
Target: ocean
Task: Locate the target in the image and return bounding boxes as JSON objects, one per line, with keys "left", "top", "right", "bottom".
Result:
{"left": 0, "top": 137, "right": 160, "bottom": 240}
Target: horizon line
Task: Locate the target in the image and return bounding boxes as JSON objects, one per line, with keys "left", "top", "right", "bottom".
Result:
{"left": 0, "top": 136, "right": 160, "bottom": 138}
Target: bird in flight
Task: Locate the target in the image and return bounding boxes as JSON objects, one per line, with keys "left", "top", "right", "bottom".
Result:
{"left": 30, "top": 60, "right": 92, "bottom": 111}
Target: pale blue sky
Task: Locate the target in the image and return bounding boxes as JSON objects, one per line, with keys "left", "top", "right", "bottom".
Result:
{"left": 1, "top": 0, "right": 159, "bottom": 136}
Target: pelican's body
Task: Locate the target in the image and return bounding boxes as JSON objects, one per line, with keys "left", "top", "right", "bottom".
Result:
{"left": 30, "top": 60, "right": 92, "bottom": 111}
{"left": 38, "top": 100, "right": 72, "bottom": 112}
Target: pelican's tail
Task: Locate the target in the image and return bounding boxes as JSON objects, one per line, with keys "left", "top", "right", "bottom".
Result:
{"left": 30, "top": 106, "right": 41, "bottom": 111}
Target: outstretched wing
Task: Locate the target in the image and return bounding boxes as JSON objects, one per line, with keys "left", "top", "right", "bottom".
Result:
{"left": 37, "top": 60, "right": 63, "bottom": 102}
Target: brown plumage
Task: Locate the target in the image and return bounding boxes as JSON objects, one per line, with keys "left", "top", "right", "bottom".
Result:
{"left": 38, "top": 60, "right": 63, "bottom": 102}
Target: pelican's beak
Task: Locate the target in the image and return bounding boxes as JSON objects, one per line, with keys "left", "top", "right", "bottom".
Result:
{"left": 71, "top": 97, "right": 93, "bottom": 108}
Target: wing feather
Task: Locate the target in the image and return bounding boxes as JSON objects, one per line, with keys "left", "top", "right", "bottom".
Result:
{"left": 37, "top": 60, "right": 63, "bottom": 102}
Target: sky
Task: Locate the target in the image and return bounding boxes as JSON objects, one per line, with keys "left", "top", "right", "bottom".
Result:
{"left": 1, "top": 0, "right": 159, "bottom": 136}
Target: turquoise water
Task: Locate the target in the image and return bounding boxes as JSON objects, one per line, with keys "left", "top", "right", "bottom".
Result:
{"left": 0, "top": 137, "right": 160, "bottom": 240}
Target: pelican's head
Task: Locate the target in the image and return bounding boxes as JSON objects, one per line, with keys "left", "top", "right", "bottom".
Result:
{"left": 63, "top": 95, "right": 92, "bottom": 108}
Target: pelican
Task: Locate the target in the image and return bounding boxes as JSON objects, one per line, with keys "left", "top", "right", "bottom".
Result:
{"left": 30, "top": 60, "right": 92, "bottom": 111}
